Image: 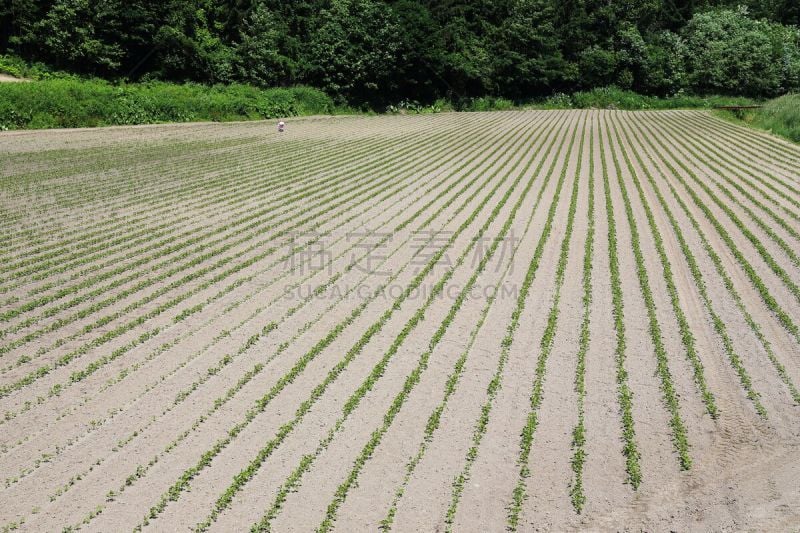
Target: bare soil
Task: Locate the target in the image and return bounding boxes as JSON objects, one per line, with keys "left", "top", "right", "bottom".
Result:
{"left": 0, "top": 74, "right": 28, "bottom": 83}
{"left": 1, "top": 110, "right": 798, "bottom": 532}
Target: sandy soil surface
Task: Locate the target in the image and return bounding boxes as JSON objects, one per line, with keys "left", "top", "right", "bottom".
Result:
{"left": 0, "top": 74, "right": 28, "bottom": 82}
{"left": 1, "top": 110, "right": 798, "bottom": 532}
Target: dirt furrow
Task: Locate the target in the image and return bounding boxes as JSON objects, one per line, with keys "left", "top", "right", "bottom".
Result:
{"left": 15, "top": 111, "right": 548, "bottom": 528}
{"left": 2, "top": 110, "right": 798, "bottom": 532}
{"left": 0, "top": 111, "right": 536, "bottom": 502}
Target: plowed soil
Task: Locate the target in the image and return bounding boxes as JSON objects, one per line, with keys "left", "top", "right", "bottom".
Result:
{"left": 1, "top": 110, "right": 798, "bottom": 532}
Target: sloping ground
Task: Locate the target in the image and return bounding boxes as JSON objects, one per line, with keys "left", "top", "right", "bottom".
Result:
{"left": 0, "top": 110, "right": 798, "bottom": 532}
{"left": 0, "top": 74, "right": 29, "bottom": 83}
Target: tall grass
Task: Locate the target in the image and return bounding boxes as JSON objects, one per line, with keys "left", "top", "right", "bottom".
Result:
{"left": 0, "top": 79, "right": 335, "bottom": 130}
{"left": 393, "top": 89, "right": 756, "bottom": 115}
{"left": 539, "top": 87, "right": 756, "bottom": 110}
{"left": 719, "top": 93, "right": 800, "bottom": 143}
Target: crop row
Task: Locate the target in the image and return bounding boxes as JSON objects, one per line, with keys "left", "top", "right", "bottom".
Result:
{"left": 0, "top": 133, "right": 327, "bottom": 263}
{"left": 0, "top": 117, "right": 448, "bottom": 284}
{"left": 506, "top": 116, "right": 582, "bottom": 530}
{"left": 634, "top": 116, "right": 800, "bottom": 346}
{"left": 599, "top": 115, "right": 642, "bottom": 489}
{"left": 252, "top": 114, "right": 576, "bottom": 533}
{"left": 0, "top": 132, "right": 380, "bottom": 294}
{"left": 0, "top": 114, "right": 512, "bottom": 516}
{"left": 624, "top": 114, "right": 800, "bottom": 404}
{"left": 687, "top": 112, "right": 800, "bottom": 171}
{"left": 0, "top": 116, "right": 464, "bottom": 334}
{"left": 54, "top": 112, "right": 559, "bottom": 530}
{"left": 665, "top": 114, "right": 800, "bottom": 222}
{"left": 442, "top": 114, "right": 576, "bottom": 530}
{"left": 569, "top": 118, "right": 595, "bottom": 513}
{"left": 610, "top": 114, "right": 768, "bottom": 416}
{"left": 661, "top": 117, "right": 800, "bottom": 278}
{"left": 0, "top": 114, "right": 487, "bottom": 398}
{"left": 0, "top": 111, "right": 523, "bottom": 433}
{"left": 132, "top": 111, "right": 563, "bottom": 531}
{"left": 0, "top": 111, "right": 530, "bottom": 497}
{"left": 0, "top": 117, "right": 406, "bottom": 250}
{"left": 607, "top": 118, "right": 693, "bottom": 469}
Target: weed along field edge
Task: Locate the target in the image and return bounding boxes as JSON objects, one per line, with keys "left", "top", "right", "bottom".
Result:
{"left": 0, "top": 110, "right": 799, "bottom": 531}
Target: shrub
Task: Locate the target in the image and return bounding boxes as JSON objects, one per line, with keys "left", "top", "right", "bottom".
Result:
{"left": 0, "top": 79, "right": 335, "bottom": 130}
{"left": 683, "top": 7, "right": 800, "bottom": 97}
{"left": 0, "top": 56, "right": 25, "bottom": 78}
{"left": 541, "top": 87, "right": 756, "bottom": 110}
{"left": 642, "top": 31, "right": 688, "bottom": 96}
{"left": 578, "top": 46, "right": 619, "bottom": 88}
{"left": 461, "top": 96, "right": 514, "bottom": 112}
{"left": 725, "top": 93, "right": 800, "bottom": 142}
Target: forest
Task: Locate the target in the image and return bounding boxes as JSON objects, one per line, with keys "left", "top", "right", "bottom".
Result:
{"left": 1, "top": 0, "right": 800, "bottom": 106}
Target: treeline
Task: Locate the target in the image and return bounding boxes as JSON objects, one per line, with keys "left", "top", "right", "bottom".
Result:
{"left": 2, "top": 0, "right": 800, "bottom": 105}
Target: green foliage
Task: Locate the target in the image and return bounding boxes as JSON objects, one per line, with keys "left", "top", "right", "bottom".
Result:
{"left": 642, "top": 30, "right": 688, "bottom": 95}
{"left": 29, "top": 0, "right": 123, "bottom": 74}
{"left": 234, "top": 4, "right": 294, "bottom": 87}
{"left": 722, "top": 93, "right": 800, "bottom": 142}
{"left": 0, "top": 79, "right": 333, "bottom": 130}
{"left": 3, "top": 1, "right": 800, "bottom": 106}
{"left": 492, "top": 0, "right": 566, "bottom": 98}
{"left": 540, "top": 87, "right": 756, "bottom": 109}
{"left": 304, "top": 0, "right": 402, "bottom": 105}
{"left": 0, "top": 54, "right": 76, "bottom": 80}
{"left": 460, "top": 96, "right": 514, "bottom": 112}
{"left": 388, "top": 1, "right": 444, "bottom": 102}
{"left": 683, "top": 7, "right": 800, "bottom": 96}
{"left": 0, "top": 56, "right": 24, "bottom": 78}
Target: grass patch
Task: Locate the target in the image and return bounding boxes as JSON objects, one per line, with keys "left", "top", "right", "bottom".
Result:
{"left": 599, "top": 117, "right": 642, "bottom": 488}
{"left": 0, "top": 68, "right": 775, "bottom": 131}
{"left": 715, "top": 93, "right": 800, "bottom": 143}
{"left": 537, "top": 87, "right": 756, "bottom": 111}
{"left": 0, "top": 78, "right": 335, "bottom": 130}
{"left": 393, "top": 89, "right": 758, "bottom": 115}
{"left": 569, "top": 120, "right": 595, "bottom": 513}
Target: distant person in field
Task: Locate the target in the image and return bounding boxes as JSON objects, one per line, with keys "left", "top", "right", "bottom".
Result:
{"left": 278, "top": 121, "right": 285, "bottom": 133}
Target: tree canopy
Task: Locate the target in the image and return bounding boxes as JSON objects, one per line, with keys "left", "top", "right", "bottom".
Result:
{"left": 2, "top": 0, "right": 799, "bottom": 104}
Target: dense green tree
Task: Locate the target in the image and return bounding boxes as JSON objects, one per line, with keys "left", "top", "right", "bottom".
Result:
{"left": 492, "top": 0, "right": 566, "bottom": 98}
{"left": 234, "top": 3, "right": 293, "bottom": 86}
{"left": 777, "top": 0, "right": 800, "bottom": 26}
{"left": 641, "top": 30, "right": 688, "bottom": 95}
{"left": 419, "top": 0, "right": 514, "bottom": 97}
{"left": 683, "top": 7, "right": 799, "bottom": 96}
{"left": 28, "top": 0, "right": 123, "bottom": 73}
{"left": 2, "top": 0, "right": 799, "bottom": 103}
{"left": 0, "top": 0, "right": 35, "bottom": 53}
{"left": 304, "top": 0, "right": 402, "bottom": 105}
{"left": 388, "top": 1, "right": 445, "bottom": 101}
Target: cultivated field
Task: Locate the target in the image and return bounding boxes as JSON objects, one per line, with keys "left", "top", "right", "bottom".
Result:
{"left": 1, "top": 110, "right": 799, "bottom": 531}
